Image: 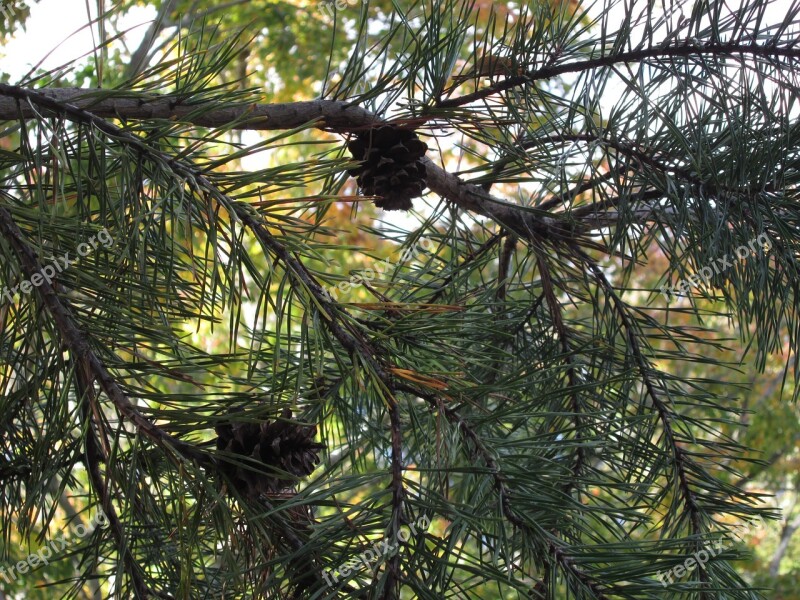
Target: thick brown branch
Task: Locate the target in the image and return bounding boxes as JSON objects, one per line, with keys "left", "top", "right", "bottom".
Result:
{"left": 0, "top": 85, "right": 580, "bottom": 246}
{"left": 0, "top": 86, "right": 379, "bottom": 131}
{"left": 422, "top": 156, "right": 573, "bottom": 242}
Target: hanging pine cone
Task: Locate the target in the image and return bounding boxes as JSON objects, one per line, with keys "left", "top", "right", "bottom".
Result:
{"left": 346, "top": 125, "right": 428, "bottom": 211}
{"left": 215, "top": 407, "right": 325, "bottom": 497}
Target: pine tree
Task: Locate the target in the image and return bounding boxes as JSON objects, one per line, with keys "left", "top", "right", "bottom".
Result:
{"left": 0, "top": 0, "right": 797, "bottom": 597}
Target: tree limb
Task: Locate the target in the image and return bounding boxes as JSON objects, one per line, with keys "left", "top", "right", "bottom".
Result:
{"left": 0, "top": 85, "right": 580, "bottom": 246}
{"left": 0, "top": 82, "right": 640, "bottom": 600}
{"left": 0, "top": 202, "right": 210, "bottom": 468}
{"left": 125, "top": 0, "right": 181, "bottom": 80}
{"left": 769, "top": 506, "right": 800, "bottom": 577}
{"left": 435, "top": 41, "right": 800, "bottom": 109}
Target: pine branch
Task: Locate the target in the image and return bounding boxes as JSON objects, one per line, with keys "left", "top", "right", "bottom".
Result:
{"left": 234, "top": 182, "right": 409, "bottom": 598}
{"left": 74, "top": 365, "right": 155, "bottom": 599}
{"left": 0, "top": 205, "right": 200, "bottom": 597}
{"left": 0, "top": 1, "right": 792, "bottom": 596}
{"left": 396, "top": 383, "right": 613, "bottom": 599}
{"left": 0, "top": 85, "right": 580, "bottom": 246}
{"left": 0, "top": 82, "right": 416, "bottom": 597}
{"left": 0, "top": 20, "right": 784, "bottom": 588}
{"left": 536, "top": 256, "right": 586, "bottom": 499}
{"left": 0, "top": 82, "right": 617, "bottom": 596}
{"left": 0, "top": 203, "right": 210, "bottom": 467}
{"left": 1, "top": 84, "right": 716, "bottom": 254}
{"left": 0, "top": 87, "right": 397, "bottom": 398}
{"left": 0, "top": 86, "right": 379, "bottom": 132}
{"left": 421, "top": 155, "right": 574, "bottom": 242}
{"left": 569, "top": 244, "right": 711, "bottom": 593}
{"left": 434, "top": 41, "right": 800, "bottom": 109}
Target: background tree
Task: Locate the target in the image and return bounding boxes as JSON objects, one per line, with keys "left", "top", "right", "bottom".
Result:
{"left": 0, "top": 0, "right": 799, "bottom": 598}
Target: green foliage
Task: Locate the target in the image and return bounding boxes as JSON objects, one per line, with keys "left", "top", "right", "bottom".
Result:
{"left": 0, "top": 0, "right": 799, "bottom": 598}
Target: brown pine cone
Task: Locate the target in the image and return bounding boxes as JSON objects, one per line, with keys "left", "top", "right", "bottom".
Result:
{"left": 347, "top": 125, "right": 428, "bottom": 210}
{"left": 215, "top": 407, "right": 325, "bottom": 497}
